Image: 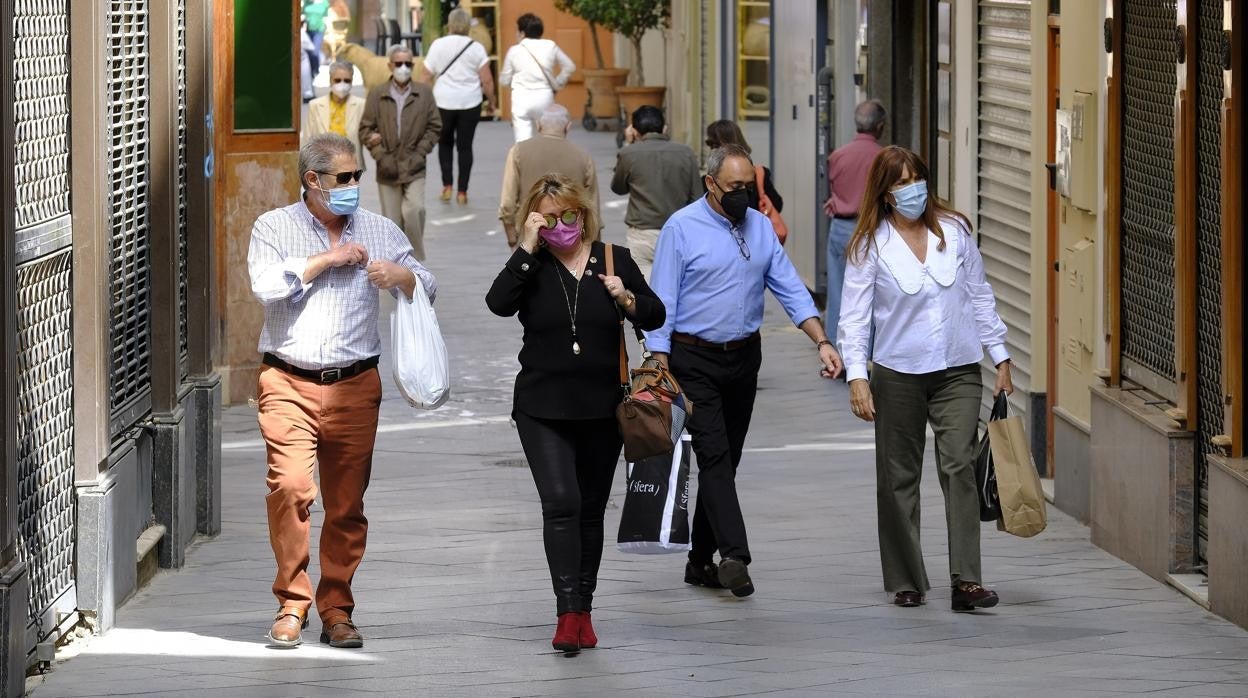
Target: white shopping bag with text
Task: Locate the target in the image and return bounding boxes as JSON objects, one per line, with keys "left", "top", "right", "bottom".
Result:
{"left": 390, "top": 281, "right": 450, "bottom": 409}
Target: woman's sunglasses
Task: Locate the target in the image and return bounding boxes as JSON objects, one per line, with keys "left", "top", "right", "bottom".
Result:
{"left": 317, "top": 170, "right": 364, "bottom": 185}
{"left": 540, "top": 209, "right": 581, "bottom": 229}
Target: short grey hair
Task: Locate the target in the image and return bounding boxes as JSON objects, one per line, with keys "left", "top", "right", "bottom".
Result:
{"left": 854, "top": 99, "right": 886, "bottom": 133}
{"left": 537, "top": 104, "right": 571, "bottom": 133}
{"left": 299, "top": 133, "right": 357, "bottom": 184}
{"left": 446, "top": 8, "right": 471, "bottom": 35}
{"left": 387, "top": 44, "right": 412, "bottom": 62}
{"left": 705, "top": 144, "right": 752, "bottom": 178}
{"left": 328, "top": 59, "right": 354, "bottom": 78}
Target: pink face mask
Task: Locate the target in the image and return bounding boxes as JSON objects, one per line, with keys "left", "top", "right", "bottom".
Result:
{"left": 540, "top": 220, "right": 582, "bottom": 251}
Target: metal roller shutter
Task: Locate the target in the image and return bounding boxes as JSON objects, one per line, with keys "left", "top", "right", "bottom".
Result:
{"left": 1119, "top": 0, "right": 1177, "bottom": 391}
{"left": 15, "top": 252, "right": 76, "bottom": 651}
{"left": 1193, "top": 0, "right": 1224, "bottom": 567}
{"left": 976, "top": 0, "right": 1033, "bottom": 419}
{"left": 106, "top": 0, "right": 153, "bottom": 436}
{"left": 12, "top": 0, "right": 77, "bottom": 654}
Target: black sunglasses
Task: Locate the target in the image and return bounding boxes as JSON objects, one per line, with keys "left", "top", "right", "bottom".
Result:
{"left": 331, "top": 77, "right": 352, "bottom": 85}
{"left": 317, "top": 170, "right": 363, "bottom": 185}
{"left": 392, "top": 60, "right": 414, "bottom": 68}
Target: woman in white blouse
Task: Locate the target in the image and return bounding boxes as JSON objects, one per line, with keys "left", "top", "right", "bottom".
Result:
{"left": 500, "top": 13, "right": 574, "bottom": 142}
{"left": 837, "top": 146, "right": 1013, "bottom": 612}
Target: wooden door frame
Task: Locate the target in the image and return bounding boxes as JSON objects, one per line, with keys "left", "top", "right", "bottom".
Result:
{"left": 1105, "top": 0, "right": 1123, "bottom": 387}
{"left": 1171, "top": 0, "right": 1198, "bottom": 430}
{"left": 1046, "top": 14, "right": 1059, "bottom": 475}
{"left": 1222, "top": 0, "right": 1244, "bottom": 455}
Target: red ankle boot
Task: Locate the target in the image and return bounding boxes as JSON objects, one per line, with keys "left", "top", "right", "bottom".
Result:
{"left": 578, "top": 611, "right": 597, "bottom": 648}
{"left": 552, "top": 612, "right": 581, "bottom": 652}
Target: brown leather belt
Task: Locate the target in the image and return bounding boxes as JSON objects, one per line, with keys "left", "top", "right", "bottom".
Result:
{"left": 671, "top": 331, "right": 760, "bottom": 351}
{"left": 262, "top": 353, "right": 379, "bottom": 384}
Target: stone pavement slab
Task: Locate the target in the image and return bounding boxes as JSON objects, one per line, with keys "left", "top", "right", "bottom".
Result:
{"left": 29, "top": 120, "right": 1248, "bottom": 697}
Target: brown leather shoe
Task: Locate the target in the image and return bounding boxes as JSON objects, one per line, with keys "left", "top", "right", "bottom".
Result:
{"left": 952, "top": 582, "right": 999, "bottom": 612}
{"left": 268, "top": 606, "right": 308, "bottom": 647}
{"left": 320, "top": 620, "right": 364, "bottom": 648}
{"left": 893, "top": 591, "right": 924, "bottom": 607}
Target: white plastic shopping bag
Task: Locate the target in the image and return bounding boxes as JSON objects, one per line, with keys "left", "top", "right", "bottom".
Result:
{"left": 390, "top": 281, "right": 450, "bottom": 409}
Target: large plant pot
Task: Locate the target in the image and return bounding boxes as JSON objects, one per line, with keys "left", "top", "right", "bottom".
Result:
{"left": 583, "top": 68, "right": 631, "bottom": 122}
{"left": 614, "top": 86, "right": 667, "bottom": 118}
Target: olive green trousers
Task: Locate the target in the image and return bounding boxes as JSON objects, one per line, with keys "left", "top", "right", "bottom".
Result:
{"left": 871, "top": 363, "right": 983, "bottom": 594}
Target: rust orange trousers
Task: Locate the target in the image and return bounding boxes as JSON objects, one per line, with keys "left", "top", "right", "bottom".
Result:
{"left": 257, "top": 365, "right": 381, "bottom": 624}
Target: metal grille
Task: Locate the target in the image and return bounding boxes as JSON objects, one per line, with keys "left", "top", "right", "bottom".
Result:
{"left": 106, "top": 0, "right": 153, "bottom": 433}
{"left": 1119, "top": 0, "right": 1177, "bottom": 383}
{"left": 1193, "top": 0, "right": 1224, "bottom": 567}
{"left": 176, "top": 0, "right": 190, "bottom": 378}
{"left": 13, "top": 0, "right": 70, "bottom": 229}
{"left": 14, "top": 251, "right": 75, "bottom": 634}
{"left": 977, "top": 0, "right": 1033, "bottom": 423}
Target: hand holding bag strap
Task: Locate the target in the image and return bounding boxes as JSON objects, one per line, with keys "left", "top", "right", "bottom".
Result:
{"left": 605, "top": 244, "right": 629, "bottom": 387}
{"left": 991, "top": 390, "right": 1009, "bottom": 421}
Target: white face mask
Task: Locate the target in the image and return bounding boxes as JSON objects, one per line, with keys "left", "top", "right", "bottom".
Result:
{"left": 331, "top": 82, "right": 352, "bottom": 99}
{"left": 392, "top": 65, "right": 412, "bottom": 83}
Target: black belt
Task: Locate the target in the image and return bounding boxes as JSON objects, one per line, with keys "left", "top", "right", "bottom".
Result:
{"left": 671, "top": 331, "right": 760, "bottom": 351}
{"left": 262, "top": 353, "right": 379, "bottom": 384}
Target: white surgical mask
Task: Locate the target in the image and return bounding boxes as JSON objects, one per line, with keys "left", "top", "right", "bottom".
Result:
{"left": 331, "top": 82, "right": 352, "bottom": 99}
{"left": 393, "top": 65, "right": 412, "bottom": 83}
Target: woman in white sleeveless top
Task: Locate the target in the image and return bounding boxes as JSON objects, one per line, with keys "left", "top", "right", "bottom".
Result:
{"left": 500, "top": 13, "right": 575, "bottom": 142}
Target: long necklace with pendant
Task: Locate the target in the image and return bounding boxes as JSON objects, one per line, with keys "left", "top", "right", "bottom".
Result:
{"left": 553, "top": 253, "right": 584, "bottom": 355}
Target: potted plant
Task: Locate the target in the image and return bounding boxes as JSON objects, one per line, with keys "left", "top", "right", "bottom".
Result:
{"left": 554, "top": 0, "right": 630, "bottom": 130}
{"left": 599, "top": 0, "right": 670, "bottom": 116}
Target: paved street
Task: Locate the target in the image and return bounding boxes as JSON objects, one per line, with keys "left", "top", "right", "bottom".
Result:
{"left": 30, "top": 120, "right": 1248, "bottom": 697}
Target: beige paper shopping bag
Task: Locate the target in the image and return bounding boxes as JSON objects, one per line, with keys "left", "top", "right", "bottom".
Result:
{"left": 988, "top": 414, "right": 1047, "bottom": 538}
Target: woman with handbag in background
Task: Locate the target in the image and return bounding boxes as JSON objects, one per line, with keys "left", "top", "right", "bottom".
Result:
{"left": 703, "top": 120, "right": 787, "bottom": 243}
{"left": 500, "top": 13, "right": 575, "bottom": 142}
{"left": 837, "top": 145, "right": 1013, "bottom": 612}
{"left": 486, "top": 174, "right": 665, "bottom": 652}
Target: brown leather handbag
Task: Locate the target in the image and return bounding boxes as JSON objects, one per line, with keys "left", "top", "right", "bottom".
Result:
{"left": 606, "top": 245, "right": 693, "bottom": 462}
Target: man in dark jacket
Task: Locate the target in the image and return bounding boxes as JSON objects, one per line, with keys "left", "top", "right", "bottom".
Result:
{"left": 611, "top": 106, "right": 702, "bottom": 279}
{"left": 360, "top": 44, "right": 441, "bottom": 261}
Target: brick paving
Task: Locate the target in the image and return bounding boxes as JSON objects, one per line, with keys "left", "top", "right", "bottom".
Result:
{"left": 29, "top": 118, "right": 1248, "bottom": 697}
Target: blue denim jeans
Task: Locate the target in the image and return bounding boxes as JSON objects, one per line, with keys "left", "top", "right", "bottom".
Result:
{"left": 825, "top": 217, "right": 856, "bottom": 341}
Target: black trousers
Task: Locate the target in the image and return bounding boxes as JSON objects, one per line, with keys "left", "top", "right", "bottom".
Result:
{"left": 670, "top": 338, "right": 762, "bottom": 566}
{"left": 514, "top": 411, "right": 622, "bottom": 614}
{"left": 437, "top": 106, "right": 482, "bottom": 192}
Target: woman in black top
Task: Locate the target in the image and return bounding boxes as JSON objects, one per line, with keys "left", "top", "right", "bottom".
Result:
{"left": 486, "top": 174, "right": 664, "bottom": 652}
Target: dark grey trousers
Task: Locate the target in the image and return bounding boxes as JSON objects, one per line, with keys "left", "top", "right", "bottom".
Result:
{"left": 871, "top": 363, "right": 983, "bottom": 593}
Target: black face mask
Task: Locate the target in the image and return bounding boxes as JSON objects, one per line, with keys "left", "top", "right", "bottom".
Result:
{"left": 714, "top": 182, "right": 758, "bottom": 224}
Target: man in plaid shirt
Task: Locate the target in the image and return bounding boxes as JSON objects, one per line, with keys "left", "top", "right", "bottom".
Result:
{"left": 247, "top": 133, "right": 435, "bottom": 649}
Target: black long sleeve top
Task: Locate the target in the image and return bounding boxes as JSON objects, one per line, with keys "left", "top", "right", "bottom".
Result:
{"left": 486, "top": 241, "right": 666, "bottom": 421}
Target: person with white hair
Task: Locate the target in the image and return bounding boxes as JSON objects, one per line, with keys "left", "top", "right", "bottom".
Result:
{"left": 359, "top": 44, "right": 441, "bottom": 260}
{"left": 301, "top": 60, "right": 366, "bottom": 167}
{"left": 497, "top": 104, "right": 600, "bottom": 248}
{"left": 500, "top": 12, "right": 574, "bottom": 142}
{"left": 420, "top": 7, "right": 495, "bottom": 205}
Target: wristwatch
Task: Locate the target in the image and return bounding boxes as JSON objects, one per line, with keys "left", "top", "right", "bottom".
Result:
{"left": 620, "top": 291, "right": 636, "bottom": 309}
{"left": 816, "top": 339, "right": 834, "bottom": 350}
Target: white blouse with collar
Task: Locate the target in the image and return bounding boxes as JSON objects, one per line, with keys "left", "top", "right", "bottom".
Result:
{"left": 837, "top": 217, "right": 1010, "bottom": 382}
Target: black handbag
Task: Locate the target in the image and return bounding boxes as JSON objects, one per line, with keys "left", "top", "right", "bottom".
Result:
{"left": 975, "top": 391, "right": 1008, "bottom": 522}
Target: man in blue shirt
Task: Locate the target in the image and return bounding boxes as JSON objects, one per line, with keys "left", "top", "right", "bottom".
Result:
{"left": 647, "top": 144, "right": 843, "bottom": 597}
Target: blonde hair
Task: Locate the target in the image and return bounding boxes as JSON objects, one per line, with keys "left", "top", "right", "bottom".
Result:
{"left": 518, "top": 173, "right": 601, "bottom": 243}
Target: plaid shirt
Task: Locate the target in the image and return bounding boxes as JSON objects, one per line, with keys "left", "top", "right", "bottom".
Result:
{"left": 248, "top": 200, "right": 436, "bottom": 370}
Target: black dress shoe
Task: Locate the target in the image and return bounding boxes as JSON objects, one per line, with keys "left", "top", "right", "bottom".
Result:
{"left": 684, "top": 561, "right": 724, "bottom": 589}
{"left": 717, "top": 558, "right": 754, "bottom": 598}
{"left": 951, "top": 583, "right": 999, "bottom": 612}
{"left": 893, "top": 591, "right": 924, "bottom": 607}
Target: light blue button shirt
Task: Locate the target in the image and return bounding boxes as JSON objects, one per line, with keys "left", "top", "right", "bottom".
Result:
{"left": 644, "top": 196, "right": 819, "bottom": 353}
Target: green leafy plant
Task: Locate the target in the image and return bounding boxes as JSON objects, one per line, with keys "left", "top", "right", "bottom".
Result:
{"left": 555, "top": 0, "right": 670, "bottom": 84}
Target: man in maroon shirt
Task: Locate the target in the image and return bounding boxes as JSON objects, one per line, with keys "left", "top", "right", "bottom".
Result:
{"left": 824, "top": 100, "right": 885, "bottom": 340}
